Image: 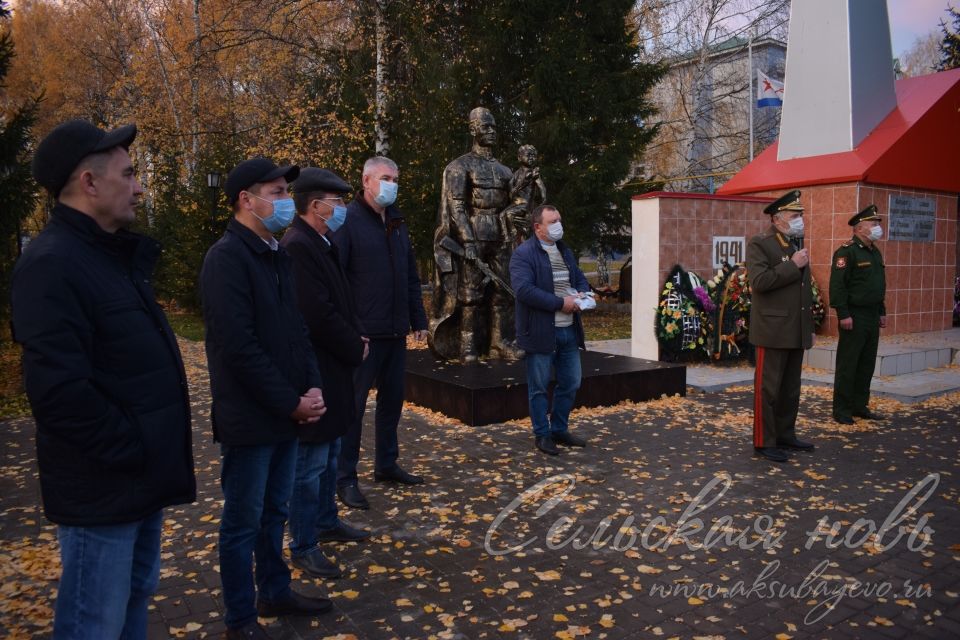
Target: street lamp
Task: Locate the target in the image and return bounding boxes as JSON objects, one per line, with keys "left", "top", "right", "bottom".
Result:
{"left": 207, "top": 171, "right": 222, "bottom": 237}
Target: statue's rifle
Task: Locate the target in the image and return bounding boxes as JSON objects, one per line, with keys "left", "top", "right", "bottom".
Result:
{"left": 438, "top": 235, "right": 514, "bottom": 297}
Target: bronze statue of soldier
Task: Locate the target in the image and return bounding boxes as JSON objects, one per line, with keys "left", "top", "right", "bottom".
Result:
{"left": 431, "top": 107, "right": 524, "bottom": 363}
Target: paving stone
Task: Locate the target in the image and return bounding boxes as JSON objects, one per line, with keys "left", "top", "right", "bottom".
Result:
{"left": 2, "top": 340, "right": 959, "bottom": 639}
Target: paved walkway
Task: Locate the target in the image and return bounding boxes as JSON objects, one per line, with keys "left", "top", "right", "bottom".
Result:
{"left": 1, "top": 338, "right": 959, "bottom": 639}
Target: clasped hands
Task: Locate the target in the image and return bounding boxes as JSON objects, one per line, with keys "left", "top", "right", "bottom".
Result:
{"left": 291, "top": 387, "right": 326, "bottom": 424}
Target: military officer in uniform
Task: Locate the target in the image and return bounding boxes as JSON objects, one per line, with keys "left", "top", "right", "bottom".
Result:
{"left": 746, "top": 190, "right": 816, "bottom": 463}
{"left": 829, "top": 205, "right": 886, "bottom": 424}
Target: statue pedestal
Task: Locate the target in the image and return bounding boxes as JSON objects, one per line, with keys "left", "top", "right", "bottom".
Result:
{"left": 404, "top": 350, "right": 686, "bottom": 426}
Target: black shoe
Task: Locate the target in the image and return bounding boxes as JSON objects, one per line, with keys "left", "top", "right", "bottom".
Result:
{"left": 256, "top": 591, "right": 333, "bottom": 617}
{"left": 553, "top": 431, "right": 587, "bottom": 447}
{"left": 853, "top": 409, "right": 883, "bottom": 420}
{"left": 535, "top": 436, "right": 560, "bottom": 455}
{"left": 776, "top": 438, "right": 815, "bottom": 451}
{"left": 290, "top": 550, "right": 342, "bottom": 579}
{"left": 833, "top": 415, "right": 854, "bottom": 425}
{"left": 754, "top": 447, "right": 789, "bottom": 462}
{"left": 374, "top": 466, "right": 424, "bottom": 485}
{"left": 316, "top": 521, "right": 369, "bottom": 543}
{"left": 225, "top": 622, "right": 271, "bottom": 639}
{"left": 337, "top": 484, "right": 369, "bottom": 510}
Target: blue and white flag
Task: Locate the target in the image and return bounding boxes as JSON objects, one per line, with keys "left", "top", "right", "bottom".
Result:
{"left": 757, "top": 70, "right": 784, "bottom": 108}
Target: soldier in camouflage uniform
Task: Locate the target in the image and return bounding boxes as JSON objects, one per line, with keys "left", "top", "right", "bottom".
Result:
{"left": 829, "top": 204, "right": 887, "bottom": 424}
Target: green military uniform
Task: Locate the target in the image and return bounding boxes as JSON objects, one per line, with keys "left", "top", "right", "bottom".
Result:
{"left": 829, "top": 206, "right": 886, "bottom": 422}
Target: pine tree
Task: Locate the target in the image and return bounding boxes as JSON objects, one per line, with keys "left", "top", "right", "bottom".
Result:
{"left": 468, "top": 0, "right": 665, "bottom": 257}
{"left": 0, "top": 1, "right": 39, "bottom": 336}
{"left": 938, "top": 6, "right": 960, "bottom": 71}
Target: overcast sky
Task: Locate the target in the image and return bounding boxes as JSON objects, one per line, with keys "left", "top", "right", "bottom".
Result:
{"left": 888, "top": 0, "right": 955, "bottom": 56}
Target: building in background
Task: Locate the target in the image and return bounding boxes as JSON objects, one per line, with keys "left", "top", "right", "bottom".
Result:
{"left": 639, "top": 36, "right": 786, "bottom": 193}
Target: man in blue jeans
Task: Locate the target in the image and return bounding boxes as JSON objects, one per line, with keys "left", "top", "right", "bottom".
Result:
{"left": 509, "top": 204, "right": 591, "bottom": 455}
{"left": 12, "top": 120, "right": 196, "bottom": 639}
{"left": 202, "top": 158, "right": 331, "bottom": 638}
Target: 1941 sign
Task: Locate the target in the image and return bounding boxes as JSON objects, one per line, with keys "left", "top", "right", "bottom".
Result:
{"left": 713, "top": 236, "right": 745, "bottom": 268}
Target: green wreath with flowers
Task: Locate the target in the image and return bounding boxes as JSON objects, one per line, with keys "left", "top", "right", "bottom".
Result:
{"left": 656, "top": 281, "right": 708, "bottom": 351}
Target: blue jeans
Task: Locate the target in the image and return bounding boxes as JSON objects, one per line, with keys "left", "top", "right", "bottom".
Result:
{"left": 289, "top": 438, "right": 341, "bottom": 557}
{"left": 526, "top": 325, "right": 582, "bottom": 437}
{"left": 53, "top": 510, "right": 162, "bottom": 640}
{"left": 219, "top": 440, "right": 297, "bottom": 629}
{"left": 338, "top": 337, "right": 405, "bottom": 486}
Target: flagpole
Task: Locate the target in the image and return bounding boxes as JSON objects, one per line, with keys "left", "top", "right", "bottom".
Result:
{"left": 748, "top": 34, "right": 754, "bottom": 162}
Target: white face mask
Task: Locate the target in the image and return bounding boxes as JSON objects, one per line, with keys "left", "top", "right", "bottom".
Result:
{"left": 782, "top": 216, "right": 804, "bottom": 237}
{"left": 869, "top": 225, "right": 883, "bottom": 240}
{"left": 546, "top": 221, "right": 563, "bottom": 242}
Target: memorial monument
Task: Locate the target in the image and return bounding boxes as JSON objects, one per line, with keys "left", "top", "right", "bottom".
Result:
{"left": 406, "top": 106, "right": 686, "bottom": 425}
{"left": 430, "top": 107, "right": 525, "bottom": 363}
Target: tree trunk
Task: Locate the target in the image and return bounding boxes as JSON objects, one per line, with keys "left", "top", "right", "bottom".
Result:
{"left": 374, "top": 0, "right": 391, "bottom": 156}
{"left": 190, "top": 0, "right": 202, "bottom": 178}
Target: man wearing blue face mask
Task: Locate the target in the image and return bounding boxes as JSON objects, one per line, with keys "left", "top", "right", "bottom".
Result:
{"left": 281, "top": 168, "right": 371, "bottom": 579}
{"left": 746, "top": 189, "right": 815, "bottom": 464}
{"left": 331, "top": 156, "right": 429, "bottom": 510}
{"left": 509, "top": 205, "right": 591, "bottom": 456}
{"left": 201, "top": 158, "right": 332, "bottom": 638}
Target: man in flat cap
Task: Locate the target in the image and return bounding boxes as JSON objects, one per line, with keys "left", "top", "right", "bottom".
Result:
{"left": 829, "top": 205, "right": 887, "bottom": 425}
{"left": 201, "top": 158, "right": 331, "bottom": 637}
{"left": 280, "top": 168, "right": 370, "bottom": 580}
{"left": 745, "top": 189, "right": 815, "bottom": 463}
{"left": 11, "top": 119, "right": 196, "bottom": 638}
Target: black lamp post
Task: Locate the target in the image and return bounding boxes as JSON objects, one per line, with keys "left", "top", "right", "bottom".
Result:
{"left": 207, "top": 171, "right": 222, "bottom": 236}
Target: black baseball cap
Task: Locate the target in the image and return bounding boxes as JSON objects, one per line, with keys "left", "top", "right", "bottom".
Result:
{"left": 224, "top": 158, "right": 300, "bottom": 205}
{"left": 32, "top": 120, "right": 137, "bottom": 198}
{"left": 290, "top": 168, "right": 352, "bottom": 196}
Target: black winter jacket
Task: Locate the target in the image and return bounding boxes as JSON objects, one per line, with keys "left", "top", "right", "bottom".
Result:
{"left": 11, "top": 204, "right": 196, "bottom": 526}
{"left": 332, "top": 195, "right": 428, "bottom": 339}
{"left": 201, "top": 218, "right": 322, "bottom": 445}
{"left": 280, "top": 217, "right": 364, "bottom": 443}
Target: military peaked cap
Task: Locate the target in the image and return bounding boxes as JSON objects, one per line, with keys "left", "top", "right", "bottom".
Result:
{"left": 762, "top": 189, "right": 803, "bottom": 215}
{"left": 848, "top": 204, "right": 881, "bottom": 226}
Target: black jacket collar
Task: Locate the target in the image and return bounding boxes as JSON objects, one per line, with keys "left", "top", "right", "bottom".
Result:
{"left": 51, "top": 203, "right": 159, "bottom": 268}
{"left": 227, "top": 217, "right": 279, "bottom": 255}
{"left": 290, "top": 216, "right": 334, "bottom": 254}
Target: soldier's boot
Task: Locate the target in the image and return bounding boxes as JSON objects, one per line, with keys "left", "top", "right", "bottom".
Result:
{"left": 460, "top": 306, "right": 480, "bottom": 364}
{"left": 488, "top": 306, "right": 524, "bottom": 361}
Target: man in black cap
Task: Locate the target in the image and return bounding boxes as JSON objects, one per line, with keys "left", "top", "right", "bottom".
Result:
{"left": 12, "top": 119, "right": 196, "bottom": 637}
{"left": 745, "top": 189, "right": 816, "bottom": 463}
{"left": 281, "top": 168, "right": 370, "bottom": 580}
{"left": 201, "top": 158, "right": 331, "bottom": 638}
{"left": 829, "top": 204, "right": 887, "bottom": 425}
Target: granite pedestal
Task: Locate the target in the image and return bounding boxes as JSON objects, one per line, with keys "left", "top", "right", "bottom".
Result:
{"left": 405, "top": 350, "right": 686, "bottom": 426}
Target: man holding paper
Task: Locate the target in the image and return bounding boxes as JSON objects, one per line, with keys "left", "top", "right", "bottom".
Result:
{"left": 509, "top": 204, "right": 593, "bottom": 456}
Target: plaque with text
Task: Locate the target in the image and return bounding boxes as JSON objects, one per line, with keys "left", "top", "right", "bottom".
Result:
{"left": 712, "top": 236, "right": 745, "bottom": 269}
{"left": 888, "top": 195, "right": 936, "bottom": 243}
